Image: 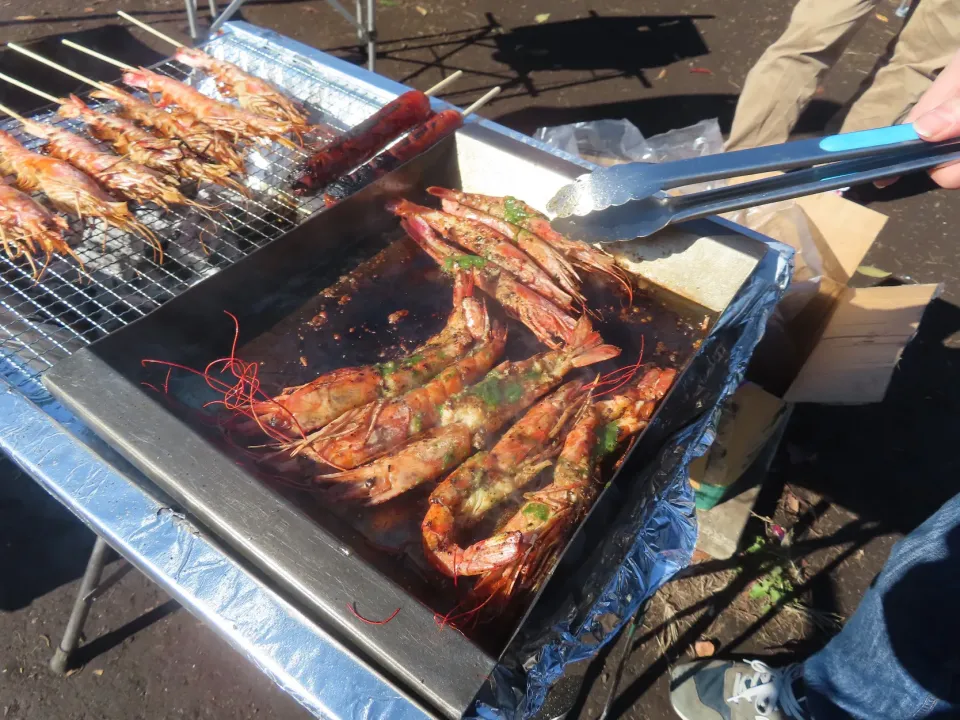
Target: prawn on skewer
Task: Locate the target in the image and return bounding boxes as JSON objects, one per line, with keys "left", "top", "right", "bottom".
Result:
{"left": 469, "top": 366, "right": 677, "bottom": 606}
{"left": 0, "top": 179, "right": 82, "bottom": 278}
{"left": 401, "top": 215, "right": 577, "bottom": 349}
{"left": 174, "top": 47, "right": 310, "bottom": 127}
{"left": 237, "top": 271, "right": 489, "bottom": 438}
{"left": 389, "top": 199, "right": 575, "bottom": 311}
{"left": 315, "top": 315, "right": 620, "bottom": 503}
{"left": 92, "top": 85, "right": 246, "bottom": 176}
{"left": 421, "top": 381, "right": 587, "bottom": 576}
{"left": 122, "top": 67, "right": 301, "bottom": 150}
{"left": 15, "top": 117, "right": 212, "bottom": 215}
{"left": 0, "top": 130, "right": 160, "bottom": 258}
{"left": 56, "top": 95, "right": 184, "bottom": 178}
{"left": 427, "top": 187, "right": 632, "bottom": 299}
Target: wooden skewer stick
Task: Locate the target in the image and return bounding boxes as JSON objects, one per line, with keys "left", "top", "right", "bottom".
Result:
{"left": 7, "top": 43, "right": 115, "bottom": 94}
{"left": 117, "top": 10, "right": 185, "bottom": 49}
{"left": 0, "top": 71, "right": 60, "bottom": 105}
{"left": 461, "top": 86, "right": 501, "bottom": 117}
{"left": 424, "top": 70, "right": 463, "bottom": 97}
{"left": 61, "top": 39, "right": 136, "bottom": 72}
{"left": 0, "top": 102, "right": 31, "bottom": 124}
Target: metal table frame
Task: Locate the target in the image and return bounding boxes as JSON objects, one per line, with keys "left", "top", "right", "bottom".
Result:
{"left": 188, "top": 0, "right": 378, "bottom": 71}
{"left": 0, "top": 21, "right": 590, "bottom": 720}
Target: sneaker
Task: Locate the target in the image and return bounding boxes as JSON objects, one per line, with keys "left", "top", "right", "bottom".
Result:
{"left": 669, "top": 659, "right": 808, "bottom": 720}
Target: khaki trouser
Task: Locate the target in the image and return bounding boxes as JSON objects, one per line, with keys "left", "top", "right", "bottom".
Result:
{"left": 726, "top": 0, "right": 960, "bottom": 150}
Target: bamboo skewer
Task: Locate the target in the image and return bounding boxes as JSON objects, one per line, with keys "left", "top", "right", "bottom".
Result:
{"left": 0, "top": 71, "right": 60, "bottom": 105}
{"left": 6, "top": 43, "right": 115, "bottom": 94}
{"left": 117, "top": 10, "right": 185, "bottom": 49}
{"left": 0, "top": 102, "right": 30, "bottom": 125}
{"left": 424, "top": 70, "right": 463, "bottom": 97}
{"left": 61, "top": 39, "right": 135, "bottom": 71}
{"left": 461, "top": 86, "right": 501, "bottom": 116}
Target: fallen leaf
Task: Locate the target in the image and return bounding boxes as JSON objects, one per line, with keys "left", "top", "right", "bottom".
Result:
{"left": 415, "top": 5, "right": 428, "bottom": 15}
{"left": 302, "top": 5, "right": 318, "bottom": 11}
{"left": 14, "top": 15, "right": 37, "bottom": 21}
{"left": 39, "top": 634, "right": 50, "bottom": 649}
{"left": 785, "top": 492, "right": 801, "bottom": 514}
{"left": 689, "top": 67, "right": 713, "bottom": 75}
{"left": 876, "top": 12, "right": 889, "bottom": 22}
{"left": 857, "top": 264, "right": 892, "bottom": 279}
{"left": 83, "top": 6, "right": 95, "bottom": 12}
{"left": 93, "top": 669, "right": 104, "bottom": 677}
{"left": 65, "top": 668, "right": 81, "bottom": 677}
{"left": 534, "top": 13, "right": 550, "bottom": 23}
{"left": 299, "top": 356, "right": 308, "bottom": 367}
{"left": 694, "top": 640, "right": 715, "bottom": 657}
{"left": 656, "top": 68, "right": 667, "bottom": 80}
{"left": 378, "top": 0, "right": 399, "bottom": 5}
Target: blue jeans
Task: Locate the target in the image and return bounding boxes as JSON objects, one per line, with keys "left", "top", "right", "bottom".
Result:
{"left": 804, "top": 493, "right": 960, "bottom": 719}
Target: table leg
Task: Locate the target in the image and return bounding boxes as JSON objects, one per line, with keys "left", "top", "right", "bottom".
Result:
{"left": 49, "top": 535, "right": 109, "bottom": 675}
{"left": 365, "top": 0, "right": 375, "bottom": 72}
{"left": 185, "top": 0, "right": 199, "bottom": 41}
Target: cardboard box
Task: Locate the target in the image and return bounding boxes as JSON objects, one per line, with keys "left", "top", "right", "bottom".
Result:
{"left": 690, "top": 187, "right": 940, "bottom": 495}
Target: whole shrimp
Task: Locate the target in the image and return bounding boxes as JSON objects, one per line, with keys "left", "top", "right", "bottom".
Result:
{"left": 424, "top": 193, "right": 583, "bottom": 306}
{"left": 401, "top": 215, "right": 577, "bottom": 349}
{"left": 122, "top": 67, "right": 300, "bottom": 150}
{"left": 470, "top": 366, "right": 677, "bottom": 603}
{"left": 0, "top": 179, "right": 82, "bottom": 277}
{"left": 16, "top": 118, "right": 209, "bottom": 214}
{"left": 174, "top": 47, "right": 310, "bottom": 127}
{"left": 238, "top": 271, "right": 489, "bottom": 437}
{"left": 293, "top": 311, "right": 508, "bottom": 471}
{"left": 57, "top": 94, "right": 184, "bottom": 177}
{"left": 421, "top": 381, "right": 586, "bottom": 576}
{"left": 316, "top": 315, "right": 620, "bottom": 503}
{"left": 427, "top": 188, "right": 632, "bottom": 299}
{"left": 389, "top": 199, "right": 574, "bottom": 311}
{"left": 92, "top": 85, "right": 246, "bottom": 176}
{"left": 0, "top": 129, "right": 160, "bottom": 257}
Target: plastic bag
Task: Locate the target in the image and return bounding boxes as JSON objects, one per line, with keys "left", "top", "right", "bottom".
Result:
{"left": 533, "top": 118, "right": 725, "bottom": 192}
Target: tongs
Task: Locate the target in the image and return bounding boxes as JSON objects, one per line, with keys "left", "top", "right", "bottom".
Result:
{"left": 547, "top": 124, "right": 960, "bottom": 242}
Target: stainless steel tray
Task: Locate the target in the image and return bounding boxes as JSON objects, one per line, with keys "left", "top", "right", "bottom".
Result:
{"left": 43, "top": 123, "right": 773, "bottom": 718}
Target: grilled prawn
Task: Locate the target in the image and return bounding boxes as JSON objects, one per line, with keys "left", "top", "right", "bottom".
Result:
{"left": 427, "top": 188, "right": 631, "bottom": 297}
{"left": 295, "top": 313, "right": 508, "bottom": 471}
{"left": 92, "top": 85, "right": 245, "bottom": 175}
{"left": 174, "top": 47, "right": 309, "bottom": 127}
{"left": 239, "top": 271, "right": 489, "bottom": 437}
{"left": 389, "top": 199, "right": 575, "bottom": 311}
{"left": 0, "top": 179, "right": 82, "bottom": 277}
{"left": 0, "top": 130, "right": 159, "bottom": 256}
{"left": 56, "top": 94, "right": 183, "bottom": 177}
{"left": 316, "top": 316, "right": 620, "bottom": 503}
{"left": 122, "top": 67, "right": 300, "bottom": 150}
{"left": 16, "top": 118, "right": 209, "bottom": 213}
{"left": 401, "top": 215, "right": 577, "bottom": 348}
{"left": 421, "top": 381, "right": 586, "bottom": 576}
{"left": 470, "top": 366, "right": 676, "bottom": 603}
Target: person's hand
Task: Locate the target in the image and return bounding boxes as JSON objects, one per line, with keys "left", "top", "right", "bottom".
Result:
{"left": 907, "top": 49, "right": 960, "bottom": 188}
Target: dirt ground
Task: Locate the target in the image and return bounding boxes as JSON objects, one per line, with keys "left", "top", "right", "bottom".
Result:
{"left": 1, "top": 0, "right": 958, "bottom": 718}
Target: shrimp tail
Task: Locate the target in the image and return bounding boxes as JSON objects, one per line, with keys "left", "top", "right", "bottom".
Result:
{"left": 567, "top": 315, "right": 621, "bottom": 367}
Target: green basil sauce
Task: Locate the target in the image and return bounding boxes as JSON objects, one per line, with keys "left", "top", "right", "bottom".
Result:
{"left": 522, "top": 502, "right": 550, "bottom": 522}
{"left": 442, "top": 255, "right": 488, "bottom": 273}
{"left": 503, "top": 196, "right": 531, "bottom": 226}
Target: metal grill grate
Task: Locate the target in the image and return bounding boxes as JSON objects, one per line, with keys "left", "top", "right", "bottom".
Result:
{"left": 0, "top": 30, "right": 393, "bottom": 393}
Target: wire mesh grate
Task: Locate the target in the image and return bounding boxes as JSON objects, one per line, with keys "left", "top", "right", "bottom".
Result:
{"left": 0, "top": 30, "right": 392, "bottom": 393}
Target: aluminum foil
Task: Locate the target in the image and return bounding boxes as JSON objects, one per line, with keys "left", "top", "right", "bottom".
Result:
{"left": 0, "top": 21, "right": 794, "bottom": 720}
{"left": 472, "top": 217, "right": 793, "bottom": 719}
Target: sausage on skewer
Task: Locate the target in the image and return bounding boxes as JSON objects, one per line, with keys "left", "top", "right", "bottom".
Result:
{"left": 322, "top": 109, "right": 464, "bottom": 206}
{"left": 293, "top": 90, "right": 433, "bottom": 195}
